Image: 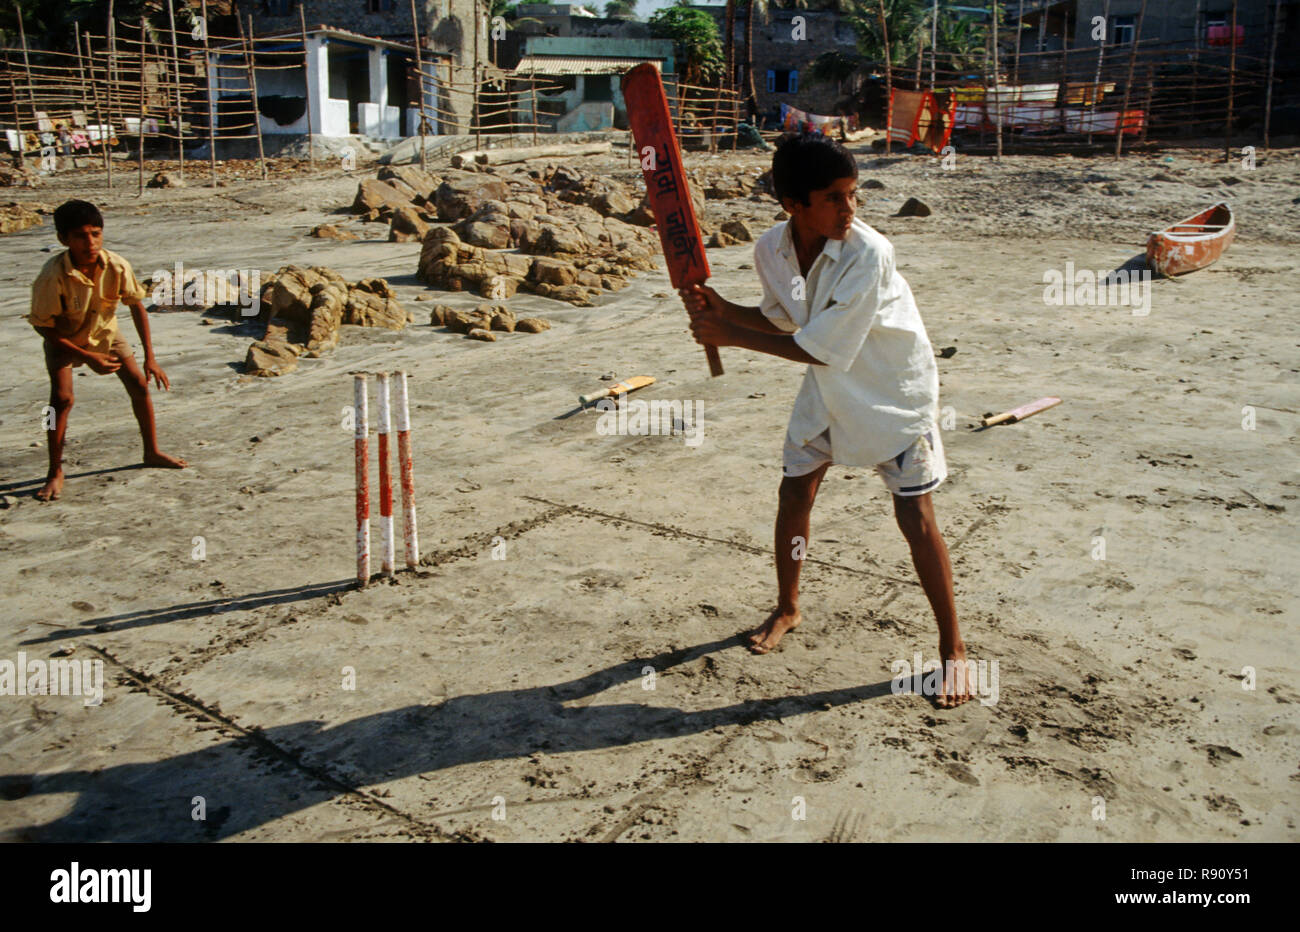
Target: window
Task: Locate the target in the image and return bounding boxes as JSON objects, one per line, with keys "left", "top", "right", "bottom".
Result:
{"left": 366, "top": 0, "right": 395, "bottom": 12}
{"left": 584, "top": 74, "right": 612, "bottom": 101}
{"left": 1112, "top": 14, "right": 1135, "bottom": 44}
{"left": 263, "top": 0, "right": 294, "bottom": 14}
{"left": 766, "top": 69, "right": 797, "bottom": 94}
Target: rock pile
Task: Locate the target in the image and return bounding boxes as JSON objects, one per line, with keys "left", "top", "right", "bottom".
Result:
{"left": 428, "top": 302, "right": 551, "bottom": 341}
{"left": 243, "top": 266, "right": 410, "bottom": 377}
{"left": 0, "top": 202, "right": 43, "bottom": 234}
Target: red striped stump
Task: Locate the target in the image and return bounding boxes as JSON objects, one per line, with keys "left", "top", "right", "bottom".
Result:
{"left": 376, "top": 373, "right": 395, "bottom": 577}
{"left": 353, "top": 373, "right": 370, "bottom": 587}
{"left": 394, "top": 371, "right": 419, "bottom": 568}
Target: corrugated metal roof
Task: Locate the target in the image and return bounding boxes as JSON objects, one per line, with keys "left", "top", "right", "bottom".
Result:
{"left": 515, "top": 55, "right": 661, "bottom": 75}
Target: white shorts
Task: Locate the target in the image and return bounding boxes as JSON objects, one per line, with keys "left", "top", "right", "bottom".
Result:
{"left": 782, "top": 428, "right": 947, "bottom": 496}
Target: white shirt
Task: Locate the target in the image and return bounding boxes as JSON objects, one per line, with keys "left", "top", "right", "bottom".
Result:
{"left": 755, "top": 217, "right": 940, "bottom": 467}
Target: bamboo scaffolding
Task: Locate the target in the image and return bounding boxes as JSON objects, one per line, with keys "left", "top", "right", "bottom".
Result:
{"left": 1114, "top": 0, "right": 1146, "bottom": 159}
{"left": 1226, "top": 0, "right": 1237, "bottom": 161}
{"left": 137, "top": 17, "right": 145, "bottom": 196}
{"left": 167, "top": 0, "right": 184, "bottom": 178}
{"left": 878, "top": 0, "right": 892, "bottom": 155}
{"left": 239, "top": 14, "right": 268, "bottom": 181}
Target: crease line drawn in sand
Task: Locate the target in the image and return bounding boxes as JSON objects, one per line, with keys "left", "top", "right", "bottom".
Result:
{"left": 522, "top": 495, "right": 920, "bottom": 587}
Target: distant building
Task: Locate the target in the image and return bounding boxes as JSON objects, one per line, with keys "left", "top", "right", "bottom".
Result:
{"left": 513, "top": 36, "right": 675, "bottom": 130}
{"left": 247, "top": 0, "right": 485, "bottom": 135}
{"left": 694, "top": 4, "right": 859, "bottom": 120}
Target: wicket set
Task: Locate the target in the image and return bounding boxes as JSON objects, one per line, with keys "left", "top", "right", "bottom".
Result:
{"left": 354, "top": 371, "right": 418, "bottom": 586}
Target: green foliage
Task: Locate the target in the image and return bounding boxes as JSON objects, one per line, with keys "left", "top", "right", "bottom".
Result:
{"left": 841, "top": 0, "right": 988, "bottom": 72}
{"left": 604, "top": 0, "right": 637, "bottom": 18}
{"left": 648, "top": 6, "right": 723, "bottom": 85}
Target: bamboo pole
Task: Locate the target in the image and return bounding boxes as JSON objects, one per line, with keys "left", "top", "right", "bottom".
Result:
{"left": 167, "top": 0, "right": 185, "bottom": 178}
{"left": 1013, "top": 0, "right": 1023, "bottom": 86}
{"left": 14, "top": 3, "right": 38, "bottom": 116}
{"left": 878, "top": 0, "right": 891, "bottom": 155}
{"left": 5, "top": 58, "right": 23, "bottom": 167}
{"left": 1087, "top": 0, "right": 1109, "bottom": 146}
{"left": 241, "top": 14, "right": 268, "bottom": 181}
{"left": 930, "top": 0, "right": 937, "bottom": 91}
{"left": 137, "top": 17, "right": 146, "bottom": 196}
{"left": 1224, "top": 0, "right": 1236, "bottom": 162}
{"left": 108, "top": 1, "right": 118, "bottom": 139}
{"left": 407, "top": 0, "right": 426, "bottom": 171}
{"left": 201, "top": 0, "right": 217, "bottom": 187}
{"left": 1263, "top": 0, "right": 1280, "bottom": 149}
{"left": 1191, "top": 0, "right": 1201, "bottom": 125}
{"left": 72, "top": 23, "right": 87, "bottom": 170}
{"left": 1114, "top": 0, "right": 1145, "bottom": 159}
{"left": 84, "top": 33, "right": 112, "bottom": 186}
{"left": 297, "top": 4, "right": 313, "bottom": 165}
{"left": 992, "top": 0, "right": 1003, "bottom": 160}
{"left": 473, "top": 0, "right": 481, "bottom": 148}
{"left": 1140, "top": 61, "right": 1153, "bottom": 143}
{"left": 914, "top": 25, "right": 923, "bottom": 91}
{"left": 531, "top": 72, "right": 538, "bottom": 146}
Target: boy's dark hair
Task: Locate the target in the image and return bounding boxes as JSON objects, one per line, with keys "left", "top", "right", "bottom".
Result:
{"left": 54, "top": 200, "right": 104, "bottom": 237}
{"left": 771, "top": 132, "right": 858, "bottom": 206}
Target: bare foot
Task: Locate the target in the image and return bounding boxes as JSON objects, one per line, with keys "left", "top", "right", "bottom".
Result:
{"left": 35, "top": 470, "right": 64, "bottom": 502}
{"left": 747, "top": 608, "right": 801, "bottom": 654}
{"left": 143, "top": 450, "right": 188, "bottom": 468}
{"left": 936, "top": 641, "right": 972, "bottom": 709}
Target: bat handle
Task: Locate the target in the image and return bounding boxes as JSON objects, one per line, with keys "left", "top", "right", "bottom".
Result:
{"left": 579, "top": 387, "right": 612, "bottom": 406}
{"left": 705, "top": 345, "right": 724, "bottom": 377}
{"left": 981, "top": 412, "right": 1015, "bottom": 427}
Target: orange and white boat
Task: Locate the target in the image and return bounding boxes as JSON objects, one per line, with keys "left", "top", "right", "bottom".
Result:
{"left": 1145, "top": 202, "right": 1235, "bottom": 277}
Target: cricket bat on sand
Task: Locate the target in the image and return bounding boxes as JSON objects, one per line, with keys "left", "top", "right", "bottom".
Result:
{"left": 981, "top": 396, "right": 1062, "bottom": 427}
{"left": 579, "top": 375, "right": 655, "bottom": 406}
{"left": 621, "top": 63, "right": 724, "bottom": 377}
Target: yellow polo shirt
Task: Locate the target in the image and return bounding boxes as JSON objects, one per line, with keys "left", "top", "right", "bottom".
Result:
{"left": 28, "top": 248, "right": 148, "bottom": 356}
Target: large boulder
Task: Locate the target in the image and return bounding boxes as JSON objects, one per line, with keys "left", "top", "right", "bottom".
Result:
{"left": 389, "top": 205, "right": 431, "bottom": 242}
{"left": 377, "top": 164, "right": 440, "bottom": 203}
{"left": 531, "top": 222, "right": 585, "bottom": 255}
{"left": 434, "top": 172, "right": 508, "bottom": 221}
{"left": 244, "top": 338, "right": 301, "bottom": 377}
{"left": 528, "top": 256, "right": 579, "bottom": 287}
{"left": 721, "top": 218, "right": 755, "bottom": 242}
{"left": 345, "top": 278, "right": 407, "bottom": 330}
{"left": 352, "top": 178, "right": 411, "bottom": 215}
{"left": 454, "top": 199, "right": 512, "bottom": 249}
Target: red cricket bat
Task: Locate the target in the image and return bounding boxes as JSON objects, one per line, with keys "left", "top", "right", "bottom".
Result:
{"left": 621, "top": 63, "right": 724, "bottom": 377}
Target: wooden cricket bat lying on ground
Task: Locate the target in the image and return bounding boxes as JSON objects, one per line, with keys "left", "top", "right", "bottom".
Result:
{"left": 579, "top": 375, "right": 655, "bottom": 406}
{"left": 981, "top": 396, "right": 1062, "bottom": 427}
{"left": 621, "top": 63, "right": 724, "bottom": 378}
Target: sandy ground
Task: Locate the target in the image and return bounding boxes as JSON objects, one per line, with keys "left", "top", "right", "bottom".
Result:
{"left": 0, "top": 140, "right": 1297, "bottom": 842}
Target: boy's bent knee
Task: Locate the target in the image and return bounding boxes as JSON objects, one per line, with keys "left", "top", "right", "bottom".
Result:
{"left": 50, "top": 388, "right": 74, "bottom": 410}
{"left": 893, "top": 494, "right": 934, "bottom": 537}
{"left": 779, "top": 473, "right": 820, "bottom": 510}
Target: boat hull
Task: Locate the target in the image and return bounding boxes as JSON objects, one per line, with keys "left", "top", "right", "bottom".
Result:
{"left": 1145, "top": 202, "right": 1235, "bottom": 277}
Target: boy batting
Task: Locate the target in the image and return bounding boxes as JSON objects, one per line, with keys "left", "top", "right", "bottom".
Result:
{"left": 680, "top": 133, "right": 971, "bottom": 707}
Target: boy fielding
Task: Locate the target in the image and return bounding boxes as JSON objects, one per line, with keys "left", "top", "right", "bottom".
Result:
{"left": 28, "top": 200, "right": 187, "bottom": 501}
{"left": 681, "top": 133, "right": 971, "bottom": 707}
